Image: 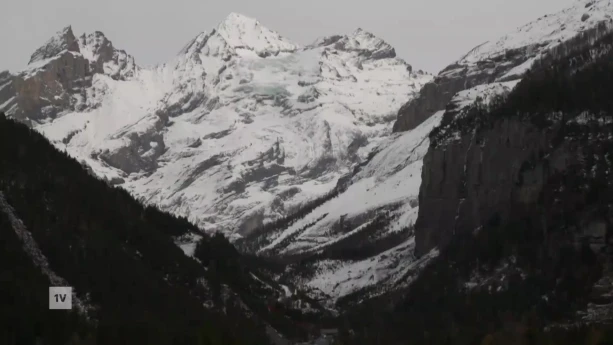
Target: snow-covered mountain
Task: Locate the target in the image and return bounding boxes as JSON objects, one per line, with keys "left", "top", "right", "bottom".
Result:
{"left": 394, "top": 0, "right": 613, "bottom": 132}
{"left": 240, "top": 0, "right": 613, "bottom": 306}
{"left": 4, "top": 0, "right": 613, "bottom": 309}
{"left": 0, "top": 13, "right": 430, "bottom": 245}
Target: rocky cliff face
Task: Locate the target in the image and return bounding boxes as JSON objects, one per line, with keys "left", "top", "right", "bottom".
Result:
{"left": 5, "top": 26, "right": 137, "bottom": 123}
{"left": 406, "top": 0, "right": 613, "bottom": 256}
{"left": 415, "top": 118, "right": 552, "bottom": 256}
{"left": 28, "top": 26, "right": 80, "bottom": 64}
{"left": 393, "top": 0, "right": 613, "bottom": 132}
{"left": 78, "top": 31, "right": 137, "bottom": 80}
{"left": 13, "top": 49, "right": 92, "bottom": 121}
{"left": 0, "top": 71, "right": 15, "bottom": 113}
{"left": 342, "top": 25, "right": 613, "bottom": 345}
{"left": 414, "top": 25, "right": 613, "bottom": 302}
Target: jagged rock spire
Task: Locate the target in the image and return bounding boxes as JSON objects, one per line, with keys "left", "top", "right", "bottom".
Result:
{"left": 29, "top": 26, "right": 79, "bottom": 65}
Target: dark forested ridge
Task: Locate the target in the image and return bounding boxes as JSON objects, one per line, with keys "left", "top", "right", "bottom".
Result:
{"left": 0, "top": 113, "right": 271, "bottom": 345}
{"left": 338, "top": 32, "right": 613, "bottom": 345}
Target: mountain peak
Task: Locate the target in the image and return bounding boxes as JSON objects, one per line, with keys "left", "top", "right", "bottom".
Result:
{"left": 78, "top": 31, "right": 114, "bottom": 63}
{"left": 457, "top": 0, "right": 613, "bottom": 65}
{"left": 23, "top": 26, "right": 137, "bottom": 81}
{"left": 77, "top": 30, "right": 138, "bottom": 80}
{"left": 221, "top": 12, "right": 257, "bottom": 26}
{"left": 60, "top": 25, "right": 74, "bottom": 35}
{"left": 349, "top": 28, "right": 383, "bottom": 41}
{"left": 215, "top": 12, "right": 298, "bottom": 57}
{"left": 332, "top": 28, "right": 396, "bottom": 60}
{"left": 29, "top": 25, "right": 79, "bottom": 65}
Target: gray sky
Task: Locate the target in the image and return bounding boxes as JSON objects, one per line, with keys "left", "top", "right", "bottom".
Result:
{"left": 1, "top": 0, "right": 576, "bottom": 74}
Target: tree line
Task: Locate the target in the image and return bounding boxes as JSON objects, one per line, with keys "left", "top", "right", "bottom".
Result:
{"left": 0, "top": 113, "right": 270, "bottom": 345}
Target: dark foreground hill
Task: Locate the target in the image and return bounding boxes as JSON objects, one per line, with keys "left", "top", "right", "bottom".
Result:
{"left": 0, "top": 112, "right": 274, "bottom": 345}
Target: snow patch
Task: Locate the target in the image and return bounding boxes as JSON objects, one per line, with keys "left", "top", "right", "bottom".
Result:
{"left": 174, "top": 232, "right": 203, "bottom": 257}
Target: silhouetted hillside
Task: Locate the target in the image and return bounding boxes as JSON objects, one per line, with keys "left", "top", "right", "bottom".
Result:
{"left": 0, "top": 113, "right": 270, "bottom": 345}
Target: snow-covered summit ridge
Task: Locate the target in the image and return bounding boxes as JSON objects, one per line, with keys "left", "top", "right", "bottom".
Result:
{"left": 336, "top": 28, "right": 397, "bottom": 59}
{"left": 22, "top": 25, "right": 138, "bottom": 80}
{"left": 1, "top": 13, "right": 431, "bottom": 241}
{"left": 454, "top": 0, "right": 613, "bottom": 69}
{"left": 177, "top": 13, "right": 400, "bottom": 62}
{"left": 179, "top": 12, "right": 299, "bottom": 59}
{"left": 77, "top": 31, "right": 138, "bottom": 80}
{"left": 307, "top": 28, "right": 397, "bottom": 61}
{"left": 217, "top": 12, "right": 299, "bottom": 56}
{"left": 394, "top": 0, "right": 613, "bottom": 132}
{"left": 28, "top": 26, "right": 79, "bottom": 65}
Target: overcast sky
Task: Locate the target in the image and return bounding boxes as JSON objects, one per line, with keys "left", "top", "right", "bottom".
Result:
{"left": 1, "top": 0, "right": 576, "bottom": 74}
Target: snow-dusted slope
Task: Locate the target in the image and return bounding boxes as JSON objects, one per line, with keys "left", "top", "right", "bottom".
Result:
{"left": 257, "top": 112, "right": 444, "bottom": 305}
{"left": 394, "top": 0, "right": 613, "bottom": 132}
{"left": 450, "top": 0, "right": 613, "bottom": 81}
{"left": 248, "top": 0, "right": 613, "bottom": 305}
{"left": 259, "top": 112, "right": 442, "bottom": 256}
{"left": 0, "top": 13, "right": 430, "bottom": 242}
{"left": 244, "top": 79, "right": 520, "bottom": 305}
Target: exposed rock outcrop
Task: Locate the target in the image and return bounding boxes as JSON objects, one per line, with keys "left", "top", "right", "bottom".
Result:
{"left": 0, "top": 71, "right": 16, "bottom": 114}
{"left": 28, "top": 26, "right": 80, "bottom": 65}
{"left": 416, "top": 118, "right": 559, "bottom": 256}
{"left": 415, "top": 28, "right": 613, "bottom": 258}
{"left": 13, "top": 50, "right": 92, "bottom": 121}
{"left": 333, "top": 28, "right": 397, "bottom": 60}
{"left": 98, "top": 116, "right": 167, "bottom": 174}
{"left": 8, "top": 26, "right": 138, "bottom": 122}
{"left": 78, "top": 31, "right": 137, "bottom": 80}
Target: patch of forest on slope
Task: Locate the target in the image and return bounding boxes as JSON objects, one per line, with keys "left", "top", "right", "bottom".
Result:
{"left": 0, "top": 112, "right": 270, "bottom": 345}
